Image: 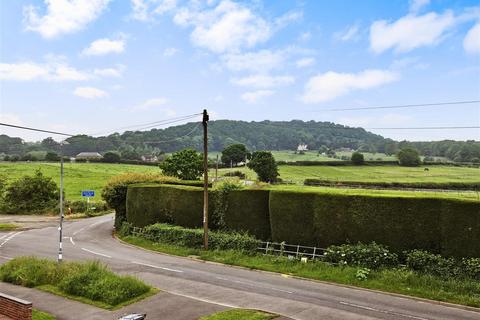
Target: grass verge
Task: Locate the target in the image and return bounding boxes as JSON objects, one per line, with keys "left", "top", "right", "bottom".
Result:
{"left": 0, "top": 223, "right": 18, "bottom": 231}
{"left": 120, "top": 235, "right": 480, "bottom": 308}
{"left": 199, "top": 309, "right": 278, "bottom": 320}
{"left": 33, "top": 309, "right": 56, "bottom": 320}
{"left": 0, "top": 256, "right": 157, "bottom": 310}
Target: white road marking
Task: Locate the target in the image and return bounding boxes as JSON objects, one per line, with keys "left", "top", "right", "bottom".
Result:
{"left": 216, "top": 276, "right": 293, "bottom": 294}
{"left": 339, "top": 301, "right": 431, "bottom": 320}
{"left": 0, "top": 255, "right": 12, "bottom": 260}
{"left": 0, "top": 231, "right": 23, "bottom": 248}
{"left": 131, "top": 261, "right": 183, "bottom": 273}
{"left": 73, "top": 219, "right": 109, "bottom": 236}
{"left": 69, "top": 237, "right": 75, "bottom": 246}
{"left": 0, "top": 232, "right": 13, "bottom": 240}
{"left": 81, "top": 247, "right": 112, "bottom": 258}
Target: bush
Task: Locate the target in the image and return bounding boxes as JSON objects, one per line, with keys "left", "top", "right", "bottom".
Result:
{"left": 351, "top": 152, "right": 364, "bottom": 165}
{"left": 4, "top": 170, "right": 59, "bottom": 214}
{"left": 0, "top": 257, "right": 151, "bottom": 307}
{"left": 132, "top": 223, "right": 260, "bottom": 252}
{"left": 103, "top": 151, "right": 121, "bottom": 163}
{"left": 65, "top": 200, "right": 108, "bottom": 214}
{"left": 45, "top": 152, "right": 60, "bottom": 162}
{"left": 323, "top": 242, "right": 398, "bottom": 269}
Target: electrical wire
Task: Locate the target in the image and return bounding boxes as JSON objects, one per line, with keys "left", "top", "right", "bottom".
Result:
{"left": 0, "top": 122, "right": 74, "bottom": 137}
{"left": 309, "top": 100, "right": 480, "bottom": 112}
{"left": 364, "top": 126, "right": 480, "bottom": 130}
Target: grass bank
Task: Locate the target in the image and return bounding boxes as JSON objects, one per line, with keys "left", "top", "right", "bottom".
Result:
{"left": 120, "top": 235, "right": 480, "bottom": 308}
{"left": 0, "top": 223, "right": 18, "bottom": 231}
{"left": 0, "top": 257, "right": 156, "bottom": 310}
{"left": 200, "top": 309, "right": 278, "bottom": 320}
{"left": 33, "top": 309, "right": 56, "bottom": 320}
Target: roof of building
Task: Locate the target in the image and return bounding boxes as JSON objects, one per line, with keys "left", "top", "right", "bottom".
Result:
{"left": 76, "top": 152, "right": 103, "bottom": 158}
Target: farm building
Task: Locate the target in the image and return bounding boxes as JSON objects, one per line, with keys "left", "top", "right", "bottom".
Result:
{"left": 75, "top": 152, "right": 103, "bottom": 160}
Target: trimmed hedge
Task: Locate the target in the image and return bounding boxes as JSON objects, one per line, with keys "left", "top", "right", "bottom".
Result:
{"left": 304, "top": 178, "right": 480, "bottom": 191}
{"left": 277, "top": 160, "right": 399, "bottom": 166}
{"left": 269, "top": 190, "right": 480, "bottom": 257}
{"left": 224, "top": 189, "right": 271, "bottom": 240}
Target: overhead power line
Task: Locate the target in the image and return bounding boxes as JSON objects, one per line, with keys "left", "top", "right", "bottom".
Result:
{"left": 0, "top": 122, "right": 74, "bottom": 137}
{"left": 365, "top": 126, "right": 480, "bottom": 130}
{"left": 313, "top": 100, "right": 480, "bottom": 112}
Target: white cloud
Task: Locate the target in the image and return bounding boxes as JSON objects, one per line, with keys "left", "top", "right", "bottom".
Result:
{"left": 241, "top": 90, "right": 274, "bottom": 104}
{"left": 0, "top": 61, "right": 89, "bottom": 81}
{"left": 131, "top": 0, "right": 177, "bottom": 21}
{"left": 74, "top": 87, "right": 108, "bottom": 99}
{"left": 334, "top": 24, "right": 360, "bottom": 42}
{"left": 302, "top": 69, "right": 399, "bottom": 104}
{"left": 93, "top": 65, "right": 125, "bottom": 77}
{"left": 132, "top": 97, "right": 171, "bottom": 112}
{"left": 299, "top": 31, "right": 311, "bottom": 41}
{"left": 409, "top": 0, "right": 430, "bottom": 13}
{"left": 464, "top": 23, "right": 480, "bottom": 54}
{"left": 274, "top": 10, "right": 303, "bottom": 29}
{"left": 23, "top": 0, "right": 110, "bottom": 39}
{"left": 222, "top": 50, "right": 285, "bottom": 72}
{"left": 370, "top": 11, "right": 455, "bottom": 53}
{"left": 295, "top": 57, "right": 315, "bottom": 68}
{"left": 82, "top": 38, "right": 126, "bottom": 56}
{"left": 231, "top": 75, "right": 294, "bottom": 88}
{"left": 173, "top": 0, "right": 271, "bottom": 53}
{"left": 163, "top": 47, "right": 178, "bottom": 57}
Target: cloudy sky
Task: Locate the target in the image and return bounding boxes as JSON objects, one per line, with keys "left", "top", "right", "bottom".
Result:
{"left": 0, "top": 0, "right": 479, "bottom": 142}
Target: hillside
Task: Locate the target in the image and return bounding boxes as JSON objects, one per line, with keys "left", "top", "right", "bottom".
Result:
{"left": 1, "top": 120, "right": 479, "bottom": 162}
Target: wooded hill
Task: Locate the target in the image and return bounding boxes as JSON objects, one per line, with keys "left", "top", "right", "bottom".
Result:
{"left": 1, "top": 120, "right": 479, "bottom": 162}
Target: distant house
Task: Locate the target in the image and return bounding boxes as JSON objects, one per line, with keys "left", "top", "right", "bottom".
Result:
{"left": 141, "top": 155, "right": 158, "bottom": 162}
{"left": 297, "top": 144, "right": 308, "bottom": 152}
{"left": 76, "top": 152, "right": 103, "bottom": 160}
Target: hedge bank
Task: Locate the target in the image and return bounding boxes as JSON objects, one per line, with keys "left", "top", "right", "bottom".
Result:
{"left": 269, "top": 190, "right": 479, "bottom": 257}
{"left": 126, "top": 184, "right": 480, "bottom": 257}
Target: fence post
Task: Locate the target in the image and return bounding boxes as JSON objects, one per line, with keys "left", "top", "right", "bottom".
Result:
{"left": 265, "top": 241, "right": 269, "bottom": 254}
{"left": 313, "top": 247, "right": 316, "bottom": 260}
{"left": 296, "top": 245, "right": 300, "bottom": 258}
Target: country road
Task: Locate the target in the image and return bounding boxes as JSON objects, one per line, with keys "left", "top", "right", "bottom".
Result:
{"left": 0, "top": 214, "right": 478, "bottom": 320}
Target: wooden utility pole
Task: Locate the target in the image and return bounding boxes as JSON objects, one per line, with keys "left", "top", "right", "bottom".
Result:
{"left": 202, "top": 109, "right": 209, "bottom": 250}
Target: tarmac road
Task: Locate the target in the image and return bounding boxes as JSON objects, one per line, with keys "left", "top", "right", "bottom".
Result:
{"left": 0, "top": 214, "right": 478, "bottom": 320}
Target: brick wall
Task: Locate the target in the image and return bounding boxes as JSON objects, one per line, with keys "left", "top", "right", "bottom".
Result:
{"left": 0, "top": 293, "right": 32, "bottom": 320}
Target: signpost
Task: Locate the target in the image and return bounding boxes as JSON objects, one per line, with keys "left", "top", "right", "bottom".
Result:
{"left": 82, "top": 190, "right": 95, "bottom": 212}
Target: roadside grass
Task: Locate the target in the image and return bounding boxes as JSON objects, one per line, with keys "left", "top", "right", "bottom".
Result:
{"left": 65, "top": 210, "right": 112, "bottom": 220}
{"left": 120, "top": 235, "right": 480, "bottom": 308}
{"left": 0, "top": 256, "right": 157, "bottom": 310}
{"left": 199, "top": 309, "right": 278, "bottom": 320}
{"left": 0, "top": 223, "right": 18, "bottom": 230}
{"left": 33, "top": 309, "right": 56, "bottom": 320}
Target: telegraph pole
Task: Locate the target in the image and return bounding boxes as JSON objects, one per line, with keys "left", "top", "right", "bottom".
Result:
{"left": 58, "top": 141, "right": 67, "bottom": 263}
{"left": 202, "top": 109, "right": 209, "bottom": 250}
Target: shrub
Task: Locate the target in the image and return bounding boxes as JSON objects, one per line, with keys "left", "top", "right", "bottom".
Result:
{"left": 247, "top": 151, "right": 279, "bottom": 183}
{"left": 323, "top": 242, "right": 398, "bottom": 269}
{"left": 159, "top": 149, "right": 203, "bottom": 180}
{"left": 222, "top": 171, "right": 246, "bottom": 179}
{"left": 135, "top": 223, "right": 260, "bottom": 252}
{"left": 4, "top": 170, "right": 59, "bottom": 214}
{"left": 103, "top": 151, "right": 121, "bottom": 163}
{"left": 397, "top": 148, "right": 421, "bottom": 167}
{"left": 45, "top": 152, "right": 60, "bottom": 161}
{"left": 351, "top": 152, "right": 364, "bottom": 165}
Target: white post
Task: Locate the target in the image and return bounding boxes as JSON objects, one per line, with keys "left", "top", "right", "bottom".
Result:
{"left": 58, "top": 153, "right": 64, "bottom": 263}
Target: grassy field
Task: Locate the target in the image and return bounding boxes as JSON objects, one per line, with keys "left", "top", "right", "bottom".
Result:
{"left": 0, "top": 162, "right": 159, "bottom": 201}
{"left": 214, "top": 165, "right": 480, "bottom": 185}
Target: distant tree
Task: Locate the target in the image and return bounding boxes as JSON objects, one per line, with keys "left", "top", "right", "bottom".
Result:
{"left": 21, "top": 154, "right": 37, "bottom": 161}
{"left": 41, "top": 137, "right": 60, "bottom": 152}
{"left": 247, "top": 151, "right": 279, "bottom": 183}
{"left": 45, "top": 152, "right": 60, "bottom": 162}
{"left": 159, "top": 149, "right": 203, "bottom": 180}
{"left": 318, "top": 145, "right": 328, "bottom": 154}
{"left": 351, "top": 152, "right": 364, "bottom": 165}
{"left": 397, "top": 148, "right": 421, "bottom": 167}
{"left": 103, "top": 151, "right": 121, "bottom": 163}
{"left": 9, "top": 155, "right": 20, "bottom": 162}
{"left": 221, "top": 144, "right": 248, "bottom": 166}
{"left": 120, "top": 149, "right": 141, "bottom": 160}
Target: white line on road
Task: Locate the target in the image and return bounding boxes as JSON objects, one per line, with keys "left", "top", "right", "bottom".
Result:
{"left": 0, "top": 232, "right": 23, "bottom": 248}
{"left": 73, "top": 218, "right": 110, "bottom": 236}
{"left": 81, "top": 247, "right": 112, "bottom": 258}
{"left": 0, "top": 255, "right": 12, "bottom": 260}
{"left": 131, "top": 261, "right": 184, "bottom": 273}
{"left": 69, "top": 237, "right": 75, "bottom": 246}
{"left": 0, "top": 232, "right": 13, "bottom": 240}
{"left": 339, "top": 301, "right": 431, "bottom": 320}
{"left": 215, "top": 276, "right": 293, "bottom": 294}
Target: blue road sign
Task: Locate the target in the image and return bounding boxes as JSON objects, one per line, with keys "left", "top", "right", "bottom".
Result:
{"left": 82, "top": 190, "right": 95, "bottom": 197}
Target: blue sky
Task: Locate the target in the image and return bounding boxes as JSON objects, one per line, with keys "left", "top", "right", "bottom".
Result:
{"left": 0, "top": 0, "right": 479, "bottom": 142}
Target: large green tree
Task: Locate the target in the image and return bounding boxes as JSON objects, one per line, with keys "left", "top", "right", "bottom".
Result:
{"left": 221, "top": 144, "right": 248, "bottom": 166}
{"left": 397, "top": 148, "right": 421, "bottom": 167}
{"left": 247, "top": 151, "right": 279, "bottom": 183}
{"left": 351, "top": 152, "right": 364, "bottom": 165}
{"left": 159, "top": 149, "right": 203, "bottom": 180}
